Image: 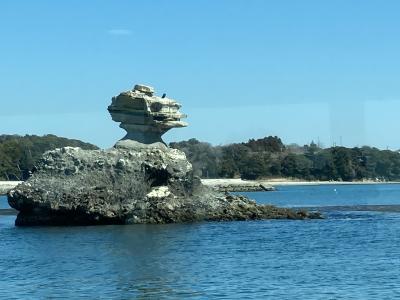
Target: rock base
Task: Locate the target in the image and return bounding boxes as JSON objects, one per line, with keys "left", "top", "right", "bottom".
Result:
{"left": 8, "top": 141, "right": 321, "bottom": 226}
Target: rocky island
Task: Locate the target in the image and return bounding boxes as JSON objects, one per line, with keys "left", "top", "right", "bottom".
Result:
{"left": 8, "top": 84, "right": 321, "bottom": 226}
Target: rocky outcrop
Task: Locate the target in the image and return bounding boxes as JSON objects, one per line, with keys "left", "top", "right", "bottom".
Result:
{"left": 7, "top": 83, "right": 322, "bottom": 226}
{"left": 202, "top": 179, "right": 275, "bottom": 192}
{"left": 7, "top": 141, "right": 321, "bottom": 226}
{"left": 0, "top": 181, "right": 22, "bottom": 195}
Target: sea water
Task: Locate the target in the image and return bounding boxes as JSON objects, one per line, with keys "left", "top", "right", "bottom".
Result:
{"left": 1, "top": 184, "right": 400, "bottom": 299}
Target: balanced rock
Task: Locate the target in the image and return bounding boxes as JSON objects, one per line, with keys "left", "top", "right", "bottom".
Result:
{"left": 108, "top": 84, "right": 187, "bottom": 144}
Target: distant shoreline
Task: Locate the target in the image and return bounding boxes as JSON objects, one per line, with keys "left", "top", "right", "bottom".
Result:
{"left": 2, "top": 179, "right": 400, "bottom": 196}
{"left": 262, "top": 180, "right": 400, "bottom": 186}
{"left": 201, "top": 178, "right": 400, "bottom": 192}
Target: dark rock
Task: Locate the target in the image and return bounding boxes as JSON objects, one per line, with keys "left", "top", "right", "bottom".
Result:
{"left": 8, "top": 140, "right": 322, "bottom": 226}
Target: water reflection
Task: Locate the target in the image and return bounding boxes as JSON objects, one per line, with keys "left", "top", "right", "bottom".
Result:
{"left": 107, "top": 224, "right": 205, "bottom": 298}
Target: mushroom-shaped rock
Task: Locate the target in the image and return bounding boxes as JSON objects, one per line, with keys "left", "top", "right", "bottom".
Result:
{"left": 108, "top": 84, "right": 188, "bottom": 144}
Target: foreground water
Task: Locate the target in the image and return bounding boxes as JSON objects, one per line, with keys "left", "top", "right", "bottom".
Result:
{"left": 1, "top": 184, "right": 400, "bottom": 299}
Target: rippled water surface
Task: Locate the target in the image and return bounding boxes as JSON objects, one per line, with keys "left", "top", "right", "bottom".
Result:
{"left": 1, "top": 184, "right": 400, "bottom": 299}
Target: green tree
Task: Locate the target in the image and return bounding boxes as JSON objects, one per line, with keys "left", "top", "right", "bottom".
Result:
{"left": 0, "top": 134, "right": 98, "bottom": 180}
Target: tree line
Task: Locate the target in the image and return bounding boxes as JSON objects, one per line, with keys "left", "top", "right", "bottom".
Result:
{"left": 170, "top": 136, "right": 400, "bottom": 181}
{"left": 1, "top": 134, "right": 399, "bottom": 182}
{"left": 0, "top": 134, "right": 98, "bottom": 180}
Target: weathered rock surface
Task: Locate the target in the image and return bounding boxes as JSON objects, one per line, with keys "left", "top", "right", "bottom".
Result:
{"left": 0, "top": 181, "right": 22, "bottom": 195}
{"left": 7, "top": 141, "right": 321, "bottom": 226}
{"left": 202, "top": 179, "right": 275, "bottom": 192}
{"left": 108, "top": 84, "right": 187, "bottom": 144}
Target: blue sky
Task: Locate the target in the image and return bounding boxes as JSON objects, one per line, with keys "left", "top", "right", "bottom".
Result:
{"left": 1, "top": 1, "right": 400, "bottom": 149}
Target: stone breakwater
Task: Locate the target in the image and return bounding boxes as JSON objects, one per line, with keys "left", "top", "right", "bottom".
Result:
{"left": 8, "top": 141, "right": 321, "bottom": 226}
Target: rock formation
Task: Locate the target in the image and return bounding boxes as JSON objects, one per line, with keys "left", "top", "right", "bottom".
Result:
{"left": 108, "top": 84, "right": 187, "bottom": 144}
{"left": 7, "top": 84, "right": 321, "bottom": 226}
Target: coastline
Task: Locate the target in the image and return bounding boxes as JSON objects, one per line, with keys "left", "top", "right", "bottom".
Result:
{"left": 1, "top": 179, "right": 400, "bottom": 196}
{"left": 265, "top": 180, "right": 400, "bottom": 186}
{"left": 264, "top": 180, "right": 400, "bottom": 186}
{"left": 201, "top": 178, "right": 400, "bottom": 192}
